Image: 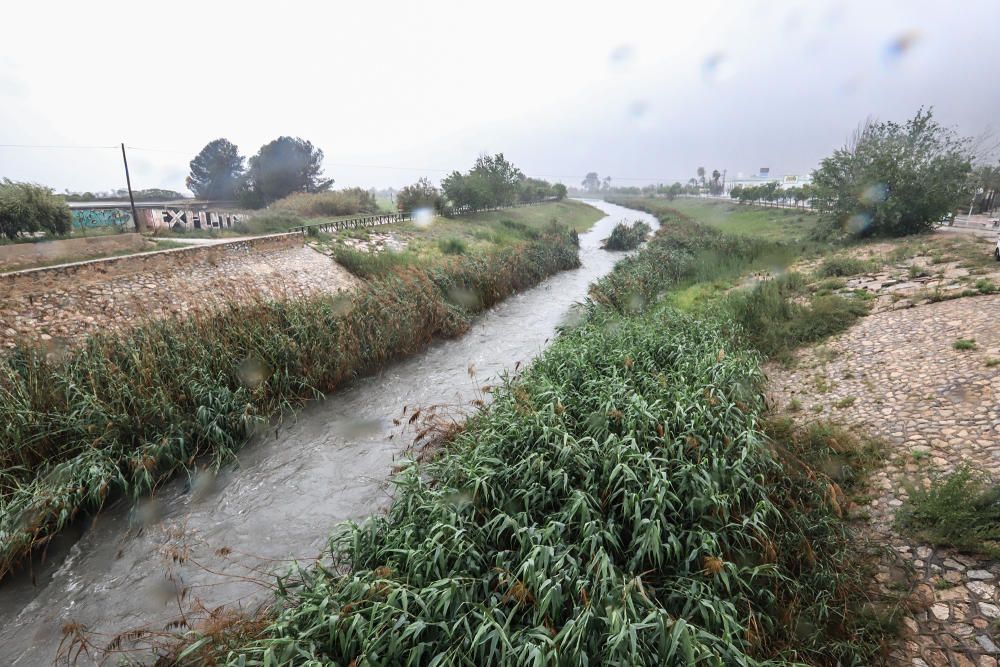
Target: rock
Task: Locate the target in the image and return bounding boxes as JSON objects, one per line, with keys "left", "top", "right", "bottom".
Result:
{"left": 978, "top": 634, "right": 1000, "bottom": 654}
{"left": 982, "top": 602, "right": 1000, "bottom": 619}
{"left": 969, "top": 570, "right": 995, "bottom": 580}
{"left": 931, "top": 603, "right": 950, "bottom": 620}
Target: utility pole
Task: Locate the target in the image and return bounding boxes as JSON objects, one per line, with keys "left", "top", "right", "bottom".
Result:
{"left": 120, "top": 143, "right": 141, "bottom": 232}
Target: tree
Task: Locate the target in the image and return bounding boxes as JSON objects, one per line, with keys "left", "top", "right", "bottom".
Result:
{"left": 186, "top": 139, "right": 244, "bottom": 200}
{"left": 710, "top": 169, "right": 722, "bottom": 195}
{"left": 581, "top": 172, "right": 601, "bottom": 193}
{"left": 811, "top": 109, "right": 972, "bottom": 238}
{"left": 553, "top": 183, "right": 567, "bottom": 200}
{"left": 0, "top": 179, "right": 72, "bottom": 240}
{"left": 696, "top": 166, "right": 706, "bottom": 189}
{"left": 242, "top": 136, "right": 333, "bottom": 207}
{"left": 443, "top": 153, "right": 525, "bottom": 210}
{"left": 396, "top": 177, "right": 443, "bottom": 212}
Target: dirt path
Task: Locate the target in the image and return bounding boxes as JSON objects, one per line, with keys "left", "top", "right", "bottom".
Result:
{"left": 767, "top": 294, "right": 1000, "bottom": 667}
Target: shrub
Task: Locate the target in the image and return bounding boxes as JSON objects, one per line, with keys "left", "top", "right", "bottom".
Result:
{"left": 271, "top": 188, "right": 379, "bottom": 218}
{"left": 816, "top": 256, "right": 875, "bottom": 278}
{"left": 437, "top": 237, "right": 467, "bottom": 255}
{"left": 601, "top": 220, "right": 651, "bottom": 250}
{"left": 234, "top": 210, "right": 305, "bottom": 235}
{"left": 897, "top": 467, "right": 1000, "bottom": 557}
{"left": 0, "top": 179, "right": 73, "bottom": 240}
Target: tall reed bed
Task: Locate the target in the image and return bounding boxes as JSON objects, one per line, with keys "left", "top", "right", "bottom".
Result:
{"left": 0, "top": 228, "right": 580, "bottom": 580}
{"left": 218, "top": 308, "right": 881, "bottom": 665}
{"left": 206, "top": 212, "right": 886, "bottom": 664}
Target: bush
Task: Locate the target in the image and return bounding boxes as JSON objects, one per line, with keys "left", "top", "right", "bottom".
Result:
{"left": 601, "top": 220, "right": 651, "bottom": 250}
{"left": 816, "top": 256, "right": 875, "bottom": 277}
{"left": 437, "top": 237, "right": 467, "bottom": 255}
{"left": 234, "top": 210, "right": 305, "bottom": 235}
{"left": 271, "top": 188, "right": 379, "bottom": 218}
{"left": 897, "top": 467, "right": 1000, "bottom": 557}
{"left": 0, "top": 179, "right": 73, "bottom": 240}
{"left": 719, "top": 276, "right": 869, "bottom": 361}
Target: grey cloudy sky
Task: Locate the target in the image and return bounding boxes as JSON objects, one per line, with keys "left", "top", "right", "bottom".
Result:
{"left": 1, "top": 0, "right": 998, "bottom": 194}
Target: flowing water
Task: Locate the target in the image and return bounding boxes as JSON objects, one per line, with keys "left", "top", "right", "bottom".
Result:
{"left": 0, "top": 200, "right": 658, "bottom": 665}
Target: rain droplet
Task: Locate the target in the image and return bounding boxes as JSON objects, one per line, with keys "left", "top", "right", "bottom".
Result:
{"left": 446, "top": 286, "right": 482, "bottom": 309}
{"left": 884, "top": 30, "right": 920, "bottom": 64}
{"left": 609, "top": 44, "right": 634, "bottom": 66}
{"left": 412, "top": 207, "right": 435, "bottom": 228}
{"left": 237, "top": 357, "right": 270, "bottom": 389}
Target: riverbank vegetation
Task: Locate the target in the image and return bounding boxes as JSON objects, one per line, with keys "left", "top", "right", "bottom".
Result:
{"left": 0, "top": 222, "right": 581, "bottom": 581}
{"left": 601, "top": 220, "right": 650, "bottom": 250}
{"left": 184, "top": 205, "right": 892, "bottom": 664}
{"left": 312, "top": 199, "right": 602, "bottom": 277}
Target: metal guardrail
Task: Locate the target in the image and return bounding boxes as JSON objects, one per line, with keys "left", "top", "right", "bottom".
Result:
{"left": 290, "top": 198, "right": 559, "bottom": 235}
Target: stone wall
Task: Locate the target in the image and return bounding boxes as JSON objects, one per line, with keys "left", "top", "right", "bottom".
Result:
{"left": 0, "top": 234, "right": 149, "bottom": 272}
{"left": 1, "top": 233, "right": 359, "bottom": 349}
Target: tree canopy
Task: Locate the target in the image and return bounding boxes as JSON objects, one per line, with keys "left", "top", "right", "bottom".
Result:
{"left": 811, "top": 108, "right": 972, "bottom": 238}
{"left": 442, "top": 154, "right": 560, "bottom": 211}
{"left": 242, "top": 137, "right": 333, "bottom": 207}
{"left": 396, "top": 177, "right": 443, "bottom": 212}
{"left": 186, "top": 138, "right": 244, "bottom": 200}
{"left": 0, "top": 179, "right": 72, "bottom": 240}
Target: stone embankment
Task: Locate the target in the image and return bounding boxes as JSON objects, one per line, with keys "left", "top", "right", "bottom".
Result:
{"left": 768, "top": 293, "right": 1000, "bottom": 667}
{"left": 0, "top": 233, "right": 358, "bottom": 349}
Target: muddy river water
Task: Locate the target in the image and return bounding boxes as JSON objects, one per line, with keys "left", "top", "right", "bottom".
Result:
{"left": 0, "top": 200, "right": 658, "bottom": 665}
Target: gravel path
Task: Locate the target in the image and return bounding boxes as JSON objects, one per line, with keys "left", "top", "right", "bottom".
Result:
{"left": 768, "top": 294, "right": 1000, "bottom": 667}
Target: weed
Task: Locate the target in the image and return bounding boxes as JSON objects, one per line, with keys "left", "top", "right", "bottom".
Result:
{"left": 975, "top": 278, "right": 997, "bottom": 295}
{"left": 817, "top": 256, "right": 876, "bottom": 278}
{"left": 437, "top": 237, "right": 468, "bottom": 255}
{"left": 953, "top": 338, "right": 977, "bottom": 351}
{"left": 834, "top": 396, "right": 856, "bottom": 409}
{"left": 601, "top": 220, "right": 651, "bottom": 250}
{"left": 897, "top": 467, "right": 1000, "bottom": 557}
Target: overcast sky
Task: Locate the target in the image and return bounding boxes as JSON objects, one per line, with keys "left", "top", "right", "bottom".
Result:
{"left": 2, "top": 0, "right": 998, "bottom": 194}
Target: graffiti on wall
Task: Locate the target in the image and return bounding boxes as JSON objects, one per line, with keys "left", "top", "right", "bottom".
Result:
{"left": 141, "top": 208, "right": 248, "bottom": 232}
{"left": 71, "top": 208, "right": 133, "bottom": 229}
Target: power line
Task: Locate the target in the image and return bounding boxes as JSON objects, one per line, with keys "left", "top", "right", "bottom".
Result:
{"left": 0, "top": 143, "right": 118, "bottom": 149}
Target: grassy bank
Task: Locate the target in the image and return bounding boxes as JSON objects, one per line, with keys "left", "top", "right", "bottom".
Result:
{"left": 612, "top": 197, "right": 820, "bottom": 242}
{"left": 188, "top": 205, "right": 889, "bottom": 664}
{"left": 0, "top": 227, "right": 580, "bottom": 581}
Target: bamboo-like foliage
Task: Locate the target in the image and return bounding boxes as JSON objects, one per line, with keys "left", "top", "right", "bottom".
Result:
{"left": 212, "top": 214, "right": 885, "bottom": 665}
{"left": 0, "top": 229, "right": 580, "bottom": 580}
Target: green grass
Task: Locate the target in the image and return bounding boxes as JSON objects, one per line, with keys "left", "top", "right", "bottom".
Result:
{"left": 953, "top": 338, "right": 977, "bottom": 350}
{"left": 631, "top": 198, "right": 820, "bottom": 241}
{"left": 897, "top": 467, "right": 1000, "bottom": 557}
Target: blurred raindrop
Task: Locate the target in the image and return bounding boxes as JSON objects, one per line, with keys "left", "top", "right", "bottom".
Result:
{"left": 189, "top": 468, "right": 217, "bottom": 502}
{"left": 701, "top": 51, "right": 734, "bottom": 83}
{"left": 609, "top": 44, "right": 635, "bottom": 66}
{"left": 413, "top": 207, "right": 435, "bottom": 227}
{"left": 134, "top": 497, "right": 161, "bottom": 528}
{"left": 884, "top": 30, "right": 920, "bottom": 64}
{"left": 628, "top": 100, "right": 648, "bottom": 118}
{"left": 336, "top": 418, "right": 382, "bottom": 439}
{"left": 845, "top": 213, "right": 873, "bottom": 235}
{"left": 446, "top": 286, "right": 482, "bottom": 309}
{"left": 329, "top": 293, "right": 352, "bottom": 317}
{"left": 237, "top": 356, "right": 270, "bottom": 389}
{"left": 859, "top": 183, "right": 889, "bottom": 205}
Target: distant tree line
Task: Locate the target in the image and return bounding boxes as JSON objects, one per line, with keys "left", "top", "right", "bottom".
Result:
{"left": 729, "top": 183, "right": 813, "bottom": 208}
{"left": 394, "top": 155, "right": 566, "bottom": 214}
{"left": 62, "top": 188, "right": 187, "bottom": 202}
